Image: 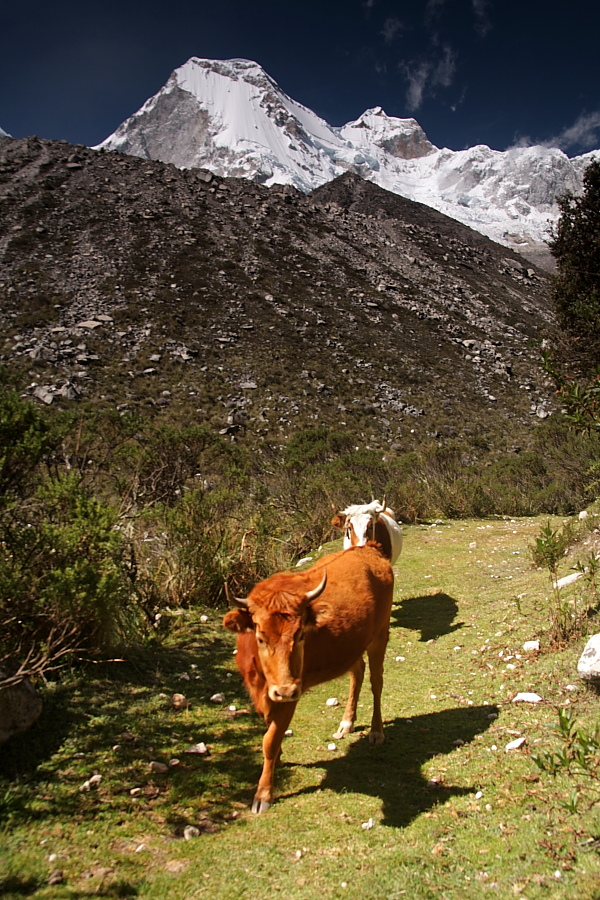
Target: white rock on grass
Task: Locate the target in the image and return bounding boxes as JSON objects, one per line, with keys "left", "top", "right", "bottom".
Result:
{"left": 577, "top": 634, "right": 600, "bottom": 683}
{"left": 523, "top": 640, "right": 540, "bottom": 652}
{"left": 149, "top": 761, "right": 169, "bottom": 774}
{"left": 512, "top": 692, "right": 543, "bottom": 703}
{"left": 210, "top": 693, "right": 225, "bottom": 703}
{"left": 326, "top": 698, "right": 339, "bottom": 707}
{"left": 505, "top": 737, "right": 526, "bottom": 752}
{"left": 296, "top": 557, "right": 313, "bottom": 567}
{"left": 79, "top": 774, "right": 102, "bottom": 792}
{"left": 554, "top": 572, "right": 584, "bottom": 590}
{"left": 184, "top": 742, "right": 208, "bottom": 755}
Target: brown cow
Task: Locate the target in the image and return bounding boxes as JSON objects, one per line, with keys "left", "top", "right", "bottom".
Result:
{"left": 223, "top": 544, "right": 394, "bottom": 813}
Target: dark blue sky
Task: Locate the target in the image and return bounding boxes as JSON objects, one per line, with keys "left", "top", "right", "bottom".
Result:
{"left": 2, "top": 0, "right": 599, "bottom": 156}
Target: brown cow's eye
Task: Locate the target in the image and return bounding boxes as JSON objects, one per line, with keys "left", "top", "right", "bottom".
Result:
{"left": 256, "top": 635, "right": 266, "bottom": 646}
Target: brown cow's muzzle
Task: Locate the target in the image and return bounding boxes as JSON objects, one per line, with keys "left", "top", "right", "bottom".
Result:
{"left": 268, "top": 682, "right": 301, "bottom": 702}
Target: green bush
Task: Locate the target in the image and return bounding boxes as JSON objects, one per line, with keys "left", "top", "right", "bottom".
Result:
{"left": 0, "top": 386, "right": 53, "bottom": 501}
{"left": 1, "top": 473, "right": 138, "bottom": 658}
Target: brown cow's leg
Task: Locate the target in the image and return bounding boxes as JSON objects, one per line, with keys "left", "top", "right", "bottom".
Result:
{"left": 333, "top": 655, "right": 365, "bottom": 739}
{"left": 253, "top": 701, "right": 297, "bottom": 813}
{"left": 366, "top": 628, "right": 389, "bottom": 745}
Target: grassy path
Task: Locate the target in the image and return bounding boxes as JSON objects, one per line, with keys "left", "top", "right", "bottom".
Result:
{"left": 1, "top": 517, "right": 599, "bottom": 899}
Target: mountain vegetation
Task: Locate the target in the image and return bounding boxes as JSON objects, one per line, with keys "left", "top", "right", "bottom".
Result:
{"left": 1, "top": 134, "right": 600, "bottom": 677}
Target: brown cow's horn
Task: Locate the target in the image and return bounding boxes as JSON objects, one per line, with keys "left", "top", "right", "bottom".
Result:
{"left": 224, "top": 582, "right": 249, "bottom": 608}
{"left": 305, "top": 570, "right": 327, "bottom": 602}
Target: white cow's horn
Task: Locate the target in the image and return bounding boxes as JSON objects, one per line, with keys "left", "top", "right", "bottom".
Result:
{"left": 305, "top": 570, "right": 327, "bottom": 602}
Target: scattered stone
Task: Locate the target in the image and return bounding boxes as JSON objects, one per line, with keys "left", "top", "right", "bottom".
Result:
{"left": 79, "top": 774, "right": 102, "bottom": 791}
{"left": 505, "top": 737, "right": 526, "bottom": 752}
{"left": 183, "top": 825, "right": 201, "bottom": 840}
{"left": 361, "top": 818, "right": 374, "bottom": 830}
{"left": 326, "top": 697, "right": 339, "bottom": 707}
{"left": 210, "top": 693, "right": 225, "bottom": 703}
{"left": 577, "top": 634, "right": 600, "bottom": 683}
{"left": 554, "top": 572, "right": 584, "bottom": 590}
{"left": 523, "top": 640, "right": 540, "bottom": 652}
{"left": 48, "top": 870, "right": 64, "bottom": 885}
{"left": 328, "top": 742, "right": 337, "bottom": 751}
{"left": 184, "top": 742, "right": 208, "bottom": 755}
{"left": 76, "top": 320, "right": 103, "bottom": 330}
{"left": 296, "top": 557, "right": 313, "bottom": 567}
{"left": 512, "top": 692, "right": 543, "bottom": 703}
{"left": 149, "top": 761, "right": 169, "bottom": 774}
{"left": 171, "top": 693, "right": 189, "bottom": 710}
{"left": 32, "top": 385, "right": 54, "bottom": 405}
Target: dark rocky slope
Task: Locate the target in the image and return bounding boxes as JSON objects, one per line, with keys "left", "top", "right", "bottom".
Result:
{"left": 0, "top": 135, "right": 555, "bottom": 453}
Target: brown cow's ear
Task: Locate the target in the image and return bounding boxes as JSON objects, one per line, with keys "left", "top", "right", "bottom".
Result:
{"left": 331, "top": 514, "right": 344, "bottom": 529}
{"left": 223, "top": 609, "right": 254, "bottom": 633}
{"left": 304, "top": 605, "right": 330, "bottom": 629}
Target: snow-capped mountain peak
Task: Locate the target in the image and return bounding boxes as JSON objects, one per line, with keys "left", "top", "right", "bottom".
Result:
{"left": 98, "top": 56, "right": 350, "bottom": 190}
{"left": 339, "top": 107, "right": 435, "bottom": 159}
{"left": 97, "top": 57, "right": 599, "bottom": 264}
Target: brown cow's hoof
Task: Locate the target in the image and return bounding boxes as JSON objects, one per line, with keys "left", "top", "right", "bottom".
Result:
{"left": 368, "top": 730, "right": 384, "bottom": 745}
{"left": 333, "top": 720, "right": 354, "bottom": 739}
{"left": 252, "top": 799, "right": 272, "bottom": 814}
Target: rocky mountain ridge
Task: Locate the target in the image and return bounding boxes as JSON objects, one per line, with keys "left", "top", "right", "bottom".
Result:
{"left": 98, "top": 57, "right": 598, "bottom": 268}
{"left": 0, "top": 135, "right": 555, "bottom": 455}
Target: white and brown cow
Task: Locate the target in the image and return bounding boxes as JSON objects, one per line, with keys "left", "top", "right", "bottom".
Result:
{"left": 332, "top": 500, "right": 403, "bottom": 565}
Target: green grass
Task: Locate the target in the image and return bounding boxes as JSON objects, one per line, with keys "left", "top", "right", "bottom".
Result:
{"left": 1, "top": 517, "right": 599, "bottom": 899}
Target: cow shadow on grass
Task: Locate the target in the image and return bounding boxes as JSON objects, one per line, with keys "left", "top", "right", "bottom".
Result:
{"left": 280, "top": 704, "right": 496, "bottom": 828}
{"left": 392, "top": 592, "right": 464, "bottom": 642}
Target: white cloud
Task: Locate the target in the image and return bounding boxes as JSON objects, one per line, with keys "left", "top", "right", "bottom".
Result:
{"left": 405, "top": 62, "right": 431, "bottom": 112}
{"left": 381, "top": 16, "right": 403, "bottom": 44}
{"left": 471, "top": 0, "right": 493, "bottom": 36}
{"left": 434, "top": 45, "right": 456, "bottom": 87}
{"left": 402, "top": 45, "right": 456, "bottom": 111}
{"left": 425, "top": 0, "right": 447, "bottom": 22}
{"left": 545, "top": 112, "right": 600, "bottom": 153}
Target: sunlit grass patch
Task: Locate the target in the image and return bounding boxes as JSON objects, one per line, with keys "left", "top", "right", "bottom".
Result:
{"left": 1, "top": 518, "right": 599, "bottom": 899}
